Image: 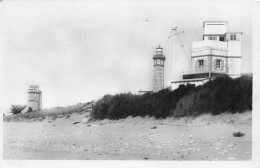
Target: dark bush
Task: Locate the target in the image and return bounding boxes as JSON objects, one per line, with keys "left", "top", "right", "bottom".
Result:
{"left": 91, "top": 75, "right": 252, "bottom": 120}
{"left": 173, "top": 75, "right": 252, "bottom": 117}
{"left": 233, "top": 131, "right": 245, "bottom": 137}
{"left": 91, "top": 84, "right": 196, "bottom": 120}
{"left": 92, "top": 95, "right": 113, "bottom": 120}
{"left": 27, "top": 107, "right": 33, "bottom": 113}
{"left": 10, "top": 105, "right": 27, "bottom": 114}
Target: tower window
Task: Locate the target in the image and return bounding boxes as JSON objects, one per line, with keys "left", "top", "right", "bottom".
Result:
{"left": 230, "top": 35, "right": 236, "bottom": 40}
{"left": 198, "top": 60, "right": 204, "bottom": 67}
{"left": 216, "top": 59, "right": 221, "bottom": 69}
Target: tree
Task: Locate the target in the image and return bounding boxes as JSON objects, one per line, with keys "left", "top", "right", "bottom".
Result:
{"left": 10, "top": 105, "right": 26, "bottom": 115}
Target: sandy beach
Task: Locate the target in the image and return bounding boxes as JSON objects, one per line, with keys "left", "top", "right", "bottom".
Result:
{"left": 3, "top": 112, "right": 252, "bottom": 160}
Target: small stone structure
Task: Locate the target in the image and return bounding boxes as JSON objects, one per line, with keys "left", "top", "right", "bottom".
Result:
{"left": 28, "top": 85, "right": 42, "bottom": 111}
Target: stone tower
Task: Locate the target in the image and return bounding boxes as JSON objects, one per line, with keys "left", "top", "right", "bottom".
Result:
{"left": 28, "top": 85, "right": 42, "bottom": 111}
{"left": 153, "top": 45, "right": 166, "bottom": 92}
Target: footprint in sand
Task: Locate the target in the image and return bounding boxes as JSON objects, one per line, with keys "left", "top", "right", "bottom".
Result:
{"left": 222, "top": 149, "right": 228, "bottom": 153}
{"left": 215, "top": 142, "right": 222, "bottom": 146}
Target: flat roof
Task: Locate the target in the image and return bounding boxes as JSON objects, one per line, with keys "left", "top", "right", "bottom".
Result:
{"left": 203, "top": 21, "right": 228, "bottom": 28}
{"left": 182, "top": 72, "right": 227, "bottom": 75}
{"left": 226, "top": 32, "right": 243, "bottom": 35}
{"left": 138, "top": 90, "right": 153, "bottom": 92}
{"left": 171, "top": 77, "right": 210, "bottom": 83}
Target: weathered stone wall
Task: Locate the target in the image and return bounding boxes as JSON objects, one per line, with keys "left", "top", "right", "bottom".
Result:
{"left": 28, "top": 86, "right": 42, "bottom": 111}
{"left": 153, "top": 65, "right": 164, "bottom": 92}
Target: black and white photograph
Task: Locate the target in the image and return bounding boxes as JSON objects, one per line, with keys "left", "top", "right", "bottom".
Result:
{"left": 1, "top": 0, "right": 260, "bottom": 167}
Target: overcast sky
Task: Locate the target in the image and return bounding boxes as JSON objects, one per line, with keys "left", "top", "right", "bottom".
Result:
{"left": 1, "top": 0, "right": 253, "bottom": 112}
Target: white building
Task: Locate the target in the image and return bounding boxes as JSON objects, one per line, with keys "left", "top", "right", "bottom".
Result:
{"left": 171, "top": 21, "right": 242, "bottom": 90}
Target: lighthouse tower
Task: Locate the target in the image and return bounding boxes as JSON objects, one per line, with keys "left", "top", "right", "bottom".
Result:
{"left": 153, "top": 45, "right": 166, "bottom": 92}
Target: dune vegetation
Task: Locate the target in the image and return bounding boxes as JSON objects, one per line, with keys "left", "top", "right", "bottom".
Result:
{"left": 4, "top": 75, "right": 252, "bottom": 122}
{"left": 91, "top": 75, "right": 252, "bottom": 120}
{"left": 3, "top": 102, "right": 93, "bottom": 122}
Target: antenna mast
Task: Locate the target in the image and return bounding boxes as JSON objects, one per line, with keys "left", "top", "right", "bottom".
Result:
{"left": 169, "top": 26, "right": 192, "bottom": 81}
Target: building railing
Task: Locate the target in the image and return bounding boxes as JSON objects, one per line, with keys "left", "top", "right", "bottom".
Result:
{"left": 192, "top": 40, "right": 228, "bottom": 50}
{"left": 192, "top": 40, "right": 228, "bottom": 57}
{"left": 192, "top": 48, "right": 228, "bottom": 57}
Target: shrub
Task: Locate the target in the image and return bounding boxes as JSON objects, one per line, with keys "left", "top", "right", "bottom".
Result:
{"left": 10, "top": 105, "right": 27, "bottom": 114}
{"left": 92, "top": 94, "right": 113, "bottom": 120}
{"left": 173, "top": 75, "right": 252, "bottom": 117}
{"left": 233, "top": 131, "right": 245, "bottom": 137}
{"left": 91, "top": 84, "right": 196, "bottom": 120}
{"left": 27, "top": 107, "right": 33, "bottom": 113}
{"left": 92, "top": 76, "right": 252, "bottom": 120}
{"left": 3, "top": 101, "right": 94, "bottom": 122}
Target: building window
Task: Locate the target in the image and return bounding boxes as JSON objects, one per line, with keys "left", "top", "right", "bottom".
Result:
{"left": 208, "top": 36, "right": 217, "bottom": 41}
{"left": 216, "top": 59, "right": 221, "bottom": 69}
{"left": 219, "top": 36, "right": 225, "bottom": 41}
{"left": 230, "top": 35, "right": 236, "bottom": 41}
{"left": 198, "top": 60, "right": 204, "bottom": 67}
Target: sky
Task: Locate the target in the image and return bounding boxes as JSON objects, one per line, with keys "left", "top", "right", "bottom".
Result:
{"left": 0, "top": 0, "right": 253, "bottom": 112}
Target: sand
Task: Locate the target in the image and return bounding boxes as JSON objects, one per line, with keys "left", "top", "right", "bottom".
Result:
{"left": 3, "top": 112, "right": 252, "bottom": 160}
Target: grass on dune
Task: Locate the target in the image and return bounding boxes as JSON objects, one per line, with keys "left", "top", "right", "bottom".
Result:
{"left": 3, "top": 103, "right": 93, "bottom": 122}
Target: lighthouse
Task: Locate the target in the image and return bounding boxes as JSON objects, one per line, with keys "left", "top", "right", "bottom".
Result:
{"left": 153, "top": 45, "right": 166, "bottom": 92}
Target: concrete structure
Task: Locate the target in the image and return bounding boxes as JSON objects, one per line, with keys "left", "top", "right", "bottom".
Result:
{"left": 28, "top": 85, "right": 42, "bottom": 111}
{"left": 138, "top": 90, "right": 153, "bottom": 95}
{"left": 171, "top": 78, "right": 210, "bottom": 90}
{"left": 171, "top": 21, "right": 242, "bottom": 90}
{"left": 153, "top": 46, "right": 166, "bottom": 92}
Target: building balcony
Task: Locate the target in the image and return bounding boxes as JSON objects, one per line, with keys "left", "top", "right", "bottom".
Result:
{"left": 192, "top": 40, "right": 228, "bottom": 57}
{"left": 182, "top": 72, "right": 228, "bottom": 80}
{"left": 192, "top": 49, "right": 228, "bottom": 57}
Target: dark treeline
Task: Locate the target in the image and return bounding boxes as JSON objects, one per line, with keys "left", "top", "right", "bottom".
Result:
{"left": 91, "top": 75, "right": 252, "bottom": 120}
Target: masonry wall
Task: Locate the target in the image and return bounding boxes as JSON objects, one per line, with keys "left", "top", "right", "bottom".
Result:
{"left": 28, "top": 91, "right": 42, "bottom": 111}
{"left": 153, "top": 65, "right": 164, "bottom": 92}
{"left": 228, "top": 58, "right": 242, "bottom": 77}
